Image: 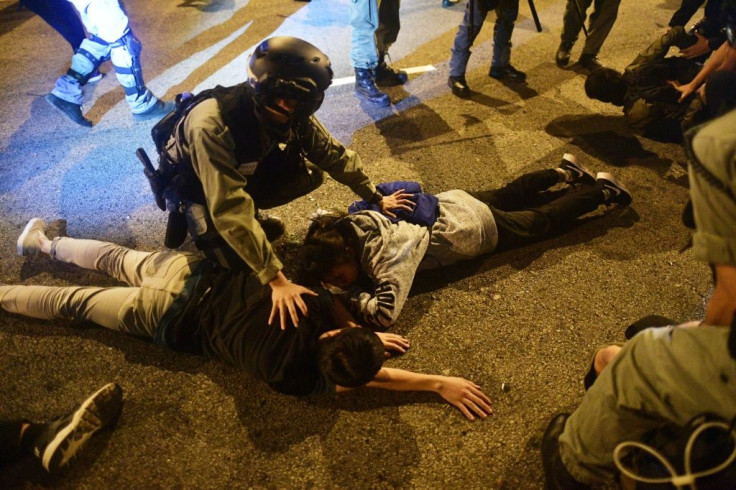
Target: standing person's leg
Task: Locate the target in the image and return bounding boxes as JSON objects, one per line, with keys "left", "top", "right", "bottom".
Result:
{"left": 350, "top": 0, "right": 380, "bottom": 71}
{"left": 46, "top": 35, "right": 109, "bottom": 127}
{"left": 556, "top": 0, "right": 593, "bottom": 67}
{"left": 80, "top": 0, "right": 168, "bottom": 118}
{"left": 489, "top": 0, "right": 526, "bottom": 82}
{"left": 350, "top": 0, "right": 390, "bottom": 105}
{"left": 448, "top": 0, "right": 491, "bottom": 96}
{"left": 579, "top": 0, "right": 621, "bottom": 67}
{"left": 375, "top": 0, "right": 408, "bottom": 86}
{"left": 375, "top": 0, "right": 400, "bottom": 54}
{"left": 21, "top": 0, "right": 86, "bottom": 52}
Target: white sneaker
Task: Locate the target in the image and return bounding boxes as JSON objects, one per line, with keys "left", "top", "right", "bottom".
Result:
{"left": 17, "top": 218, "right": 47, "bottom": 256}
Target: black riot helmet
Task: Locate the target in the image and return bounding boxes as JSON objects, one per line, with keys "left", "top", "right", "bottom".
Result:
{"left": 248, "top": 36, "right": 333, "bottom": 121}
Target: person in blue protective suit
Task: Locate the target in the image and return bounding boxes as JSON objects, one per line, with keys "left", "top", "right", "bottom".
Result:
{"left": 45, "top": 0, "right": 171, "bottom": 127}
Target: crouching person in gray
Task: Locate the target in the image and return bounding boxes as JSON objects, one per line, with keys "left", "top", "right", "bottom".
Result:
{"left": 540, "top": 108, "right": 736, "bottom": 488}
{"left": 2, "top": 219, "right": 492, "bottom": 418}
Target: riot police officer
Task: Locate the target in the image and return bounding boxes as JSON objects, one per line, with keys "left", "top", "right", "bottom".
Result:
{"left": 153, "top": 36, "right": 412, "bottom": 329}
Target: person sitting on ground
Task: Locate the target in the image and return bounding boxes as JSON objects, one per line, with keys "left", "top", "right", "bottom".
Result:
{"left": 0, "top": 383, "right": 122, "bottom": 472}
{"left": 1, "top": 220, "right": 491, "bottom": 420}
{"left": 298, "top": 154, "right": 632, "bottom": 330}
{"left": 584, "top": 26, "right": 709, "bottom": 140}
{"left": 539, "top": 107, "right": 736, "bottom": 489}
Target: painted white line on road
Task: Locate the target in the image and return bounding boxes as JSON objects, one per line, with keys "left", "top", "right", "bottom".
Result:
{"left": 331, "top": 65, "right": 437, "bottom": 87}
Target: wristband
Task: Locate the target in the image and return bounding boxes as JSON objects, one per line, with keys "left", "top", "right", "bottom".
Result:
{"left": 369, "top": 191, "right": 383, "bottom": 205}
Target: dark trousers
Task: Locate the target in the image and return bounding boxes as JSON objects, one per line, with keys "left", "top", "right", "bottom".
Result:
{"left": 21, "top": 0, "right": 86, "bottom": 52}
{"left": 469, "top": 169, "right": 603, "bottom": 250}
{"left": 0, "top": 420, "right": 25, "bottom": 464}
{"left": 449, "top": 0, "right": 519, "bottom": 76}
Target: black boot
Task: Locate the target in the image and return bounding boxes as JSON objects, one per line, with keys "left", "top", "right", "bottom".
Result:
{"left": 354, "top": 68, "right": 390, "bottom": 106}
{"left": 541, "top": 414, "right": 591, "bottom": 490}
{"left": 375, "top": 53, "right": 408, "bottom": 86}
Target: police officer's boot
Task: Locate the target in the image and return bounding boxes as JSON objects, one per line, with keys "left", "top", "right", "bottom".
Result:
{"left": 541, "top": 414, "right": 591, "bottom": 490}
{"left": 375, "top": 53, "right": 408, "bottom": 86}
{"left": 354, "top": 68, "right": 390, "bottom": 106}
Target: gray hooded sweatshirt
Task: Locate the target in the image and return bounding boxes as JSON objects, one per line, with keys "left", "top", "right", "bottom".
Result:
{"left": 342, "top": 189, "right": 497, "bottom": 329}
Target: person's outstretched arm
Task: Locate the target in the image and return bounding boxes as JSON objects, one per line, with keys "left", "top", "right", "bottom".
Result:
{"left": 353, "top": 367, "right": 493, "bottom": 421}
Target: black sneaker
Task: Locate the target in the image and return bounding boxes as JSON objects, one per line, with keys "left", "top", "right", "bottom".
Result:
{"left": 559, "top": 153, "right": 596, "bottom": 186}
{"left": 45, "top": 94, "right": 92, "bottom": 127}
{"left": 32, "top": 383, "right": 123, "bottom": 472}
{"left": 596, "top": 172, "right": 632, "bottom": 206}
{"left": 489, "top": 64, "right": 527, "bottom": 83}
{"left": 578, "top": 54, "right": 605, "bottom": 71}
{"left": 448, "top": 76, "right": 471, "bottom": 98}
{"left": 133, "top": 99, "right": 175, "bottom": 121}
{"left": 556, "top": 42, "right": 573, "bottom": 67}
{"left": 375, "top": 58, "right": 408, "bottom": 87}
{"left": 256, "top": 212, "right": 286, "bottom": 242}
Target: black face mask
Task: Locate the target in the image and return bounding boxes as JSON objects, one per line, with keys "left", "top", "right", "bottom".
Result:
{"left": 255, "top": 104, "right": 295, "bottom": 143}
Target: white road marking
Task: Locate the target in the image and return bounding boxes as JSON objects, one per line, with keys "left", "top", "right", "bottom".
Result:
{"left": 331, "top": 65, "right": 437, "bottom": 87}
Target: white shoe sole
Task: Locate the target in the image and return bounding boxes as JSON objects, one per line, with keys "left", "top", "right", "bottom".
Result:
{"left": 17, "top": 218, "right": 46, "bottom": 256}
{"left": 41, "top": 383, "right": 123, "bottom": 471}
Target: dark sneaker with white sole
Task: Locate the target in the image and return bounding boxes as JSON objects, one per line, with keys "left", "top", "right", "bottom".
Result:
{"left": 32, "top": 383, "right": 123, "bottom": 472}
{"left": 17, "top": 218, "right": 47, "bottom": 256}
{"left": 596, "top": 172, "right": 632, "bottom": 206}
{"left": 559, "top": 154, "right": 596, "bottom": 186}
{"left": 45, "top": 94, "right": 92, "bottom": 127}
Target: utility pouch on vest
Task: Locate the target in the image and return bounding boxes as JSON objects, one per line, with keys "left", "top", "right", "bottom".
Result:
{"left": 151, "top": 92, "right": 196, "bottom": 153}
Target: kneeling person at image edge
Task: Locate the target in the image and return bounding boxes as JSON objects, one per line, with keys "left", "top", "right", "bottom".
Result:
{"left": 3, "top": 219, "right": 491, "bottom": 420}
{"left": 152, "top": 36, "right": 412, "bottom": 330}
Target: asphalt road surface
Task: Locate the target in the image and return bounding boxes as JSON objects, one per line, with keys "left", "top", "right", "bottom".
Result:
{"left": 0, "top": 0, "right": 711, "bottom": 487}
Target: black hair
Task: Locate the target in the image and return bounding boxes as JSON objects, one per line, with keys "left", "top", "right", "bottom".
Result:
{"left": 317, "top": 327, "right": 385, "bottom": 387}
{"left": 297, "top": 212, "right": 358, "bottom": 286}
{"left": 585, "top": 68, "right": 627, "bottom": 106}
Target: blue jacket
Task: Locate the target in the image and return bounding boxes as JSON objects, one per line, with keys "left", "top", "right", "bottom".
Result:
{"left": 348, "top": 181, "right": 439, "bottom": 227}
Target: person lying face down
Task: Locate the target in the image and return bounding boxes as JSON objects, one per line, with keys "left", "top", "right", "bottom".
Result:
{"left": 3, "top": 219, "right": 492, "bottom": 420}
{"left": 298, "top": 156, "right": 632, "bottom": 330}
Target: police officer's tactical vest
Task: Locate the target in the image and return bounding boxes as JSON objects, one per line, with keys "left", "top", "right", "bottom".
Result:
{"left": 153, "top": 82, "right": 309, "bottom": 210}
